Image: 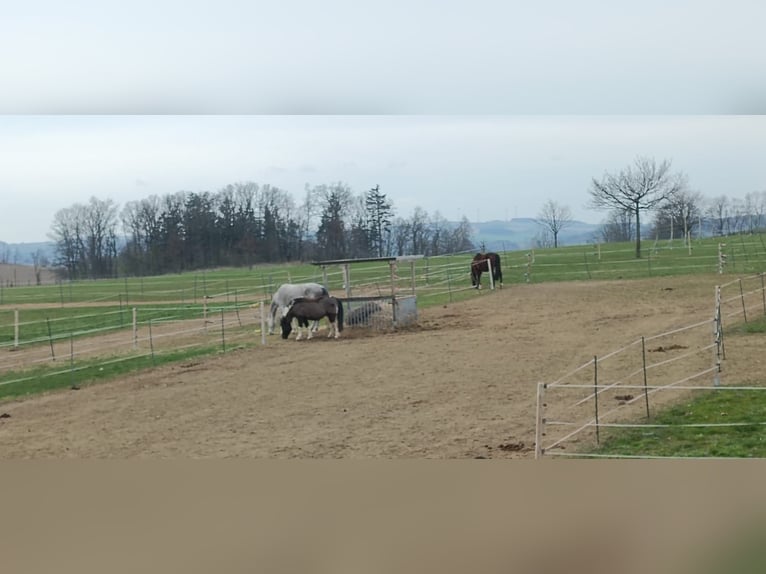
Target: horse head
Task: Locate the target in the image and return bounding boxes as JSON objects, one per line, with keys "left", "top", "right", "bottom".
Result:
{"left": 280, "top": 313, "right": 293, "bottom": 339}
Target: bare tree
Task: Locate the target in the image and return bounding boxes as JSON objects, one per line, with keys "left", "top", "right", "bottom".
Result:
{"left": 728, "top": 197, "right": 747, "bottom": 235}
{"left": 533, "top": 229, "right": 554, "bottom": 249}
{"left": 49, "top": 204, "right": 86, "bottom": 279}
{"left": 449, "top": 216, "right": 476, "bottom": 253}
{"left": 535, "top": 199, "right": 573, "bottom": 248}
{"left": 743, "top": 191, "right": 766, "bottom": 233}
{"left": 409, "top": 207, "right": 431, "bottom": 255}
{"left": 651, "top": 189, "right": 704, "bottom": 241}
{"left": 31, "top": 249, "right": 49, "bottom": 285}
{"left": 588, "top": 156, "right": 686, "bottom": 258}
{"left": 599, "top": 209, "right": 635, "bottom": 243}
{"left": 428, "top": 211, "right": 450, "bottom": 255}
{"left": 706, "top": 195, "right": 729, "bottom": 236}
{"left": 390, "top": 216, "right": 411, "bottom": 256}
{"left": 82, "top": 197, "right": 119, "bottom": 277}
{"left": 755, "top": 190, "right": 766, "bottom": 231}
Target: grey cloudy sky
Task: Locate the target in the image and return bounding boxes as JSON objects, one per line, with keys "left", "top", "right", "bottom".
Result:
{"left": 1, "top": 1, "right": 765, "bottom": 242}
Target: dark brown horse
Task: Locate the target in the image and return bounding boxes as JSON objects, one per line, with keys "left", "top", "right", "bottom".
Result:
{"left": 471, "top": 252, "right": 503, "bottom": 289}
{"left": 280, "top": 295, "right": 344, "bottom": 340}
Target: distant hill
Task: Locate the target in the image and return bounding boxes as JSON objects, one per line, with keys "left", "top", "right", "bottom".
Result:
{"left": 470, "top": 218, "right": 601, "bottom": 252}
{"left": 0, "top": 241, "right": 56, "bottom": 266}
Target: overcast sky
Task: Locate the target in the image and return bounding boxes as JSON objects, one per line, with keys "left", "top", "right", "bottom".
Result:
{"left": 2, "top": 115, "right": 766, "bottom": 243}
{"left": 2, "top": 0, "right": 765, "bottom": 243}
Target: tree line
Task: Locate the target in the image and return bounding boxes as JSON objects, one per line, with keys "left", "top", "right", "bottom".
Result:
{"left": 48, "top": 182, "right": 476, "bottom": 279}
{"left": 534, "top": 156, "right": 766, "bottom": 257}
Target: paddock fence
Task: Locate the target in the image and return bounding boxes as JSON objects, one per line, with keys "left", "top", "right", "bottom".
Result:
{"left": 0, "top": 256, "right": 465, "bottom": 395}
{"left": 535, "top": 272, "right": 766, "bottom": 459}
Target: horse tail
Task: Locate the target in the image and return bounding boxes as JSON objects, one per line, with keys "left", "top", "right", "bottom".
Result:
{"left": 494, "top": 253, "right": 503, "bottom": 283}
{"left": 335, "top": 297, "right": 344, "bottom": 332}
{"left": 321, "top": 286, "right": 329, "bottom": 296}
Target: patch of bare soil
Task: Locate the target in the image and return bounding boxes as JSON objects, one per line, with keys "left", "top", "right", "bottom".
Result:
{"left": 0, "top": 263, "right": 57, "bottom": 287}
{"left": 0, "top": 274, "right": 763, "bottom": 459}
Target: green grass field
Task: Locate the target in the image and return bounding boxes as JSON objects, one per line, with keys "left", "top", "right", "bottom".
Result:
{"left": 589, "top": 316, "right": 766, "bottom": 458}
{"left": 2, "top": 234, "right": 766, "bottom": 308}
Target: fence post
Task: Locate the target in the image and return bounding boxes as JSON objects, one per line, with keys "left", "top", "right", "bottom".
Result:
{"left": 525, "top": 253, "right": 532, "bottom": 283}
{"left": 487, "top": 258, "right": 494, "bottom": 290}
{"left": 14, "top": 309, "right": 19, "bottom": 350}
{"left": 132, "top": 307, "right": 138, "bottom": 350}
{"left": 343, "top": 264, "right": 352, "bottom": 298}
{"left": 713, "top": 286, "right": 723, "bottom": 386}
{"left": 761, "top": 272, "right": 765, "bottom": 316}
{"left": 583, "top": 251, "right": 592, "bottom": 280}
{"left": 221, "top": 309, "right": 226, "bottom": 353}
{"left": 739, "top": 279, "right": 748, "bottom": 323}
{"left": 148, "top": 319, "right": 155, "bottom": 366}
{"left": 718, "top": 243, "right": 727, "bottom": 274}
{"left": 260, "top": 301, "right": 266, "bottom": 346}
{"left": 69, "top": 332, "right": 79, "bottom": 390}
{"left": 390, "top": 262, "right": 398, "bottom": 326}
{"left": 47, "top": 317, "right": 55, "bottom": 360}
{"left": 535, "top": 383, "right": 546, "bottom": 460}
{"left": 593, "top": 355, "right": 600, "bottom": 445}
{"left": 641, "top": 336, "right": 650, "bottom": 419}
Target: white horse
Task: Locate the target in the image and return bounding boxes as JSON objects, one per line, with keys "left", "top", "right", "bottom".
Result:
{"left": 267, "top": 282, "right": 328, "bottom": 335}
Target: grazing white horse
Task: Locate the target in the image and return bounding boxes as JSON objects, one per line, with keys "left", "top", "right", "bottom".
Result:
{"left": 267, "top": 282, "right": 328, "bottom": 335}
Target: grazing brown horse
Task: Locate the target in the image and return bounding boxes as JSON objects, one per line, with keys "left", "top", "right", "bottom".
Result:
{"left": 471, "top": 252, "right": 503, "bottom": 289}
{"left": 280, "top": 295, "right": 344, "bottom": 340}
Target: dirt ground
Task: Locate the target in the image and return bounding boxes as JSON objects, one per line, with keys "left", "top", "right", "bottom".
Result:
{"left": 0, "top": 263, "right": 57, "bottom": 287}
{"left": 1, "top": 274, "right": 764, "bottom": 459}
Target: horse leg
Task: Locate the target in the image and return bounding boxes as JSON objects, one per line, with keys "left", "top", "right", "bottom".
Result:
{"left": 330, "top": 314, "right": 340, "bottom": 338}
{"left": 267, "top": 305, "right": 275, "bottom": 335}
{"left": 294, "top": 320, "right": 303, "bottom": 340}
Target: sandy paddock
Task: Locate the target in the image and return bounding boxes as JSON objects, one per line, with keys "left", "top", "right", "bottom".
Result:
{"left": 0, "top": 274, "right": 764, "bottom": 459}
